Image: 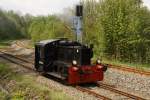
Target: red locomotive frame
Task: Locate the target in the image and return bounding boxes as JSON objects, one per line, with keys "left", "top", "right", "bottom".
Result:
{"left": 68, "top": 64, "right": 104, "bottom": 84}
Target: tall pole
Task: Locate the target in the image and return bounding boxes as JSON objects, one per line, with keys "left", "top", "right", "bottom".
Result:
{"left": 73, "top": 4, "right": 83, "bottom": 65}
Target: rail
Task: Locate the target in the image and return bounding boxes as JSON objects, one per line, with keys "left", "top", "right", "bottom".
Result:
{"left": 0, "top": 50, "right": 35, "bottom": 71}
{"left": 107, "top": 64, "right": 150, "bottom": 76}
{"left": 76, "top": 86, "right": 111, "bottom": 100}
{"left": 97, "top": 82, "right": 146, "bottom": 100}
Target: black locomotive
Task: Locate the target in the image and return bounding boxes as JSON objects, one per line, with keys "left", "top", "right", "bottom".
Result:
{"left": 35, "top": 38, "right": 107, "bottom": 84}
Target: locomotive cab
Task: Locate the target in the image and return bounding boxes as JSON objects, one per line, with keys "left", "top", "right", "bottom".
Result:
{"left": 57, "top": 40, "right": 93, "bottom": 66}
{"left": 35, "top": 39, "right": 107, "bottom": 84}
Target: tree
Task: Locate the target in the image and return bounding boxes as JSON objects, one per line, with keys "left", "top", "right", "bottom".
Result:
{"left": 0, "top": 9, "right": 26, "bottom": 40}
{"left": 82, "top": 0, "right": 150, "bottom": 64}
{"left": 28, "top": 15, "right": 73, "bottom": 42}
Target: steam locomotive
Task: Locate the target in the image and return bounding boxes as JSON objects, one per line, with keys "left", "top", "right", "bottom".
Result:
{"left": 34, "top": 5, "right": 107, "bottom": 84}
{"left": 34, "top": 38, "right": 107, "bottom": 84}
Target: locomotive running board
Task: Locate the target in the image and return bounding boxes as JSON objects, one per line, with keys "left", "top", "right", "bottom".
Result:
{"left": 47, "top": 72, "right": 66, "bottom": 80}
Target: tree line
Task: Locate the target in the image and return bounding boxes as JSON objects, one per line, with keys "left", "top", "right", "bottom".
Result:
{"left": 0, "top": 9, "right": 73, "bottom": 41}
{"left": 0, "top": 0, "right": 150, "bottom": 64}
{"left": 0, "top": 10, "right": 27, "bottom": 40}
{"left": 82, "top": 0, "right": 150, "bottom": 64}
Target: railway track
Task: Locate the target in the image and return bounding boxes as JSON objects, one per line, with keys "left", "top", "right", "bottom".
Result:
{"left": 76, "top": 86, "right": 111, "bottom": 100}
{"left": 107, "top": 64, "right": 150, "bottom": 76}
{"left": 15, "top": 41, "right": 33, "bottom": 49}
{"left": 0, "top": 50, "right": 111, "bottom": 99}
{"left": 0, "top": 50, "right": 112, "bottom": 100}
{"left": 97, "top": 82, "right": 146, "bottom": 100}
{"left": 76, "top": 82, "right": 146, "bottom": 100}
{"left": 0, "top": 50, "right": 147, "bottom": 100}
{"left": 0, "top": 50, "right": 34, "bottom": 72}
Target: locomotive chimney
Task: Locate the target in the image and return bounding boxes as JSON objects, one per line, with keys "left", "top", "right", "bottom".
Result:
{"left": 74, "top": 4, "right": 83, "bottom": 43}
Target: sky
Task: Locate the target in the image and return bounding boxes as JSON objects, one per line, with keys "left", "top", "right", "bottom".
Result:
{"left": 0, "top": 0, "right": 149, "bottom": 16}
{"left": 143, "top": 0, "right": 150, "bottom": 9}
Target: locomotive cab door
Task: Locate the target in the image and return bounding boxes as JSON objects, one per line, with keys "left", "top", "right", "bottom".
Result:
{"left": 35, "top": 45, "right": 45, "bottom": 72}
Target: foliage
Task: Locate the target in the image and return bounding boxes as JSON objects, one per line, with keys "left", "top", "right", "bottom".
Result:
{"left": 0, "top": 63, "right": 10, "bottom": 76}
{"left": 82, "top": 0, "right": 105, "bottom": 57}
{"left": 0, "top": 91, "right": 10, "bottom": 100}
{"left": 0, "top": 9, "right": 27, "bottom": 40}
{"left": 0, "top": 8, "right": 74, "bottom": 42}
{"left": 28, "top": 15, "right": 74, "bottom": 42}
{"left": 82, "top": 0, "right": 150, "bottom": 64}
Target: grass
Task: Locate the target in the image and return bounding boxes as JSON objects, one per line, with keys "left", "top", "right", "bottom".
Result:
{"left": 0, "top": 63, "right": 71, "bottom": 100}
{"left": 0, "top": 42, "right": 10, "bottom": 48}
{"left": 103, "top": 58, "right": 150, "bottom": 71}
{"left": 92, "top": 55, "right": 150, "bottom": 70}
{"left": 0, "top": 39, "right": 13, "bottom": 48}
{"left": 26, "top": 42, "right": 34, "bottom": 49}
{"left": 0, "top": 91, "right": 8, "bottom": 100}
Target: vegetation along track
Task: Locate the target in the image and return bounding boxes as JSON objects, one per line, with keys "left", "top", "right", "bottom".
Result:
{"left": 0, "top": 50, "right": 147, "bottom": 100}
{"left": 97, "top": 82, "right": 146, "bottom": 100}
{"left": 0, "top": 50, "right": 34, "bottom": 72}
{"left": 107, "top": 64, "right": 150, "bottom": 76}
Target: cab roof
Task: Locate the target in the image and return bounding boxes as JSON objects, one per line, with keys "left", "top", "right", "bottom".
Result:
{"left": 36, "top": 39, "right": 60, "bottom": 46}
{"left": 35, "top": 39, "right": 83, "bottom": 47}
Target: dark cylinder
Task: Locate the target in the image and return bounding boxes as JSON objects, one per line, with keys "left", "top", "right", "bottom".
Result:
{"left": 76, "top": 5, "right": 83, "bottom": 17}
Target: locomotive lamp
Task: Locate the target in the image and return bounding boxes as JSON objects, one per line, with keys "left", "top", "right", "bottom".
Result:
{"left": 72, "top": 60, "right": 77, "bottom": 66}
{"left": 96, "top": 59, "right": 108, "bottom": 72}
{"left": 96, "top": 59, "right": 101, "bottom": 65}
{"left": 72, "top": 60, "right": 78, "bottom": 71}
{"left": 96, "top": 59, "right": 103, "bottom": 70}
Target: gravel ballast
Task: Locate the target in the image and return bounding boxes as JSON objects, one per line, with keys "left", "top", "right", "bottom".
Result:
{"left": 1, "top": 40, "right": 150, "bottom": 100}
{"left": 104, "top": 68, "right": 150, "bottom": 99}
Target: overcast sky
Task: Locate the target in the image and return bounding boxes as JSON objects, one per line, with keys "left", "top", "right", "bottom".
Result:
{"left": 0, "top": 0, "right": 149, "bottom": 16}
